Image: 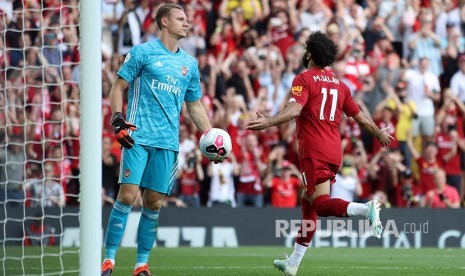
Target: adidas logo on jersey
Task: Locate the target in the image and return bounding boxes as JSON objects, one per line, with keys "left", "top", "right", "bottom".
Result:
{"left": 155, "top": 61, "right": 163, "bottom": 67}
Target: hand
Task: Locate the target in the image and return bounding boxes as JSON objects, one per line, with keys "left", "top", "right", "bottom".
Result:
{"left": 112, "top": 112, "right": 137, "bottom": 149}
{"left": 377, "top": 127, "right": 395, "bottom": 147}
{"left": 450, "top": 129, "right": 459, "bottom": 141}
{"left": 213, "top": 157, "right": 227, "bottom": 164}
{"left": 246, "top": 112, "right": 271, "bottom": 131}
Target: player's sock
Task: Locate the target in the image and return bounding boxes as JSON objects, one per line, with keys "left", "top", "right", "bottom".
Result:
{"left": 313, "top": 195, "right": 350, "bottom": 217}
{"left": 289, "top": 198, "right": 315, "bottom": 267}
{"left": 346, "top": 202, "right": 368, "bottom": 217}
{"left": 288, "top": 242, "right": 309, "bottom": 266}
{"left": 136, "top": 208, "right": 160, "bottom": 265}
{"left": 296, "top": 198, "right": 317, "bottom": 246}
{"left": 104, "top": 200, "right": 132, "bottom": 261}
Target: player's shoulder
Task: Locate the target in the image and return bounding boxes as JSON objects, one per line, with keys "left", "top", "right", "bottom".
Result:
{"left": 127, "top": 42, "right": 155, "bottom": 59}
{"left": 131, "top": 41, "right": 154, "bottom": 52}
{"left": 178, "top": 48, "right": 199, "bottom": 67}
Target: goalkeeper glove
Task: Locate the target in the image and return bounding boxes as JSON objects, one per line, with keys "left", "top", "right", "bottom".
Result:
{"left": 112, "top": 112, "right": 137, "bottom": 149}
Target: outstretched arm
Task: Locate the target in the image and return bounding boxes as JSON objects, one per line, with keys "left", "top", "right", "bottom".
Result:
{"left": 247, "top": 101, "right": 303, "bottom": 130}
{"left": 406, "top": 131, "right": 421, "bottom": 161}
{"left": 353, "top": 111, "right": 394, "bottom": 147}
{"left": 185, "top": 100, "right": 212, "bottom": 133}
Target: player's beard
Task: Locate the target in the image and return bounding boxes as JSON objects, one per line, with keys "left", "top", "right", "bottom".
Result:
{"left": 302, "top": 52, "right": 310, "bottom": 69}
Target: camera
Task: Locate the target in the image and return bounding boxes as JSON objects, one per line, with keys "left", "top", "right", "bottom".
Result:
{"left": 187, "top": 156, "right": 196, "bottom": 168}
{"left": 448, "top": 124, "right": 456, "bottom": 132}
{"left": 438, "top": 193, "right": 445, "bottom": 201}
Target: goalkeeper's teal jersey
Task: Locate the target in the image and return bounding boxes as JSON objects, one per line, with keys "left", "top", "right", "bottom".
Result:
{"left": 117, "top": 39, "right": 202, "bottom": 151}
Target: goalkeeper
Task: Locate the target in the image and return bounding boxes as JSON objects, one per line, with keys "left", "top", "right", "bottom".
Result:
{"left": 101, "top": 4, "right": 219, "bottom": 276}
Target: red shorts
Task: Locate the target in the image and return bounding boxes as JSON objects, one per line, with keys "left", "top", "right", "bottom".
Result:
{"left": 299, "top": 158, "right": 339, "bottom": 196}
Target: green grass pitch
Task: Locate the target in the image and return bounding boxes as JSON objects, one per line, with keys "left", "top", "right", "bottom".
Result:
{"left": 2, "top": 247, "right": 465, "bottom": 275}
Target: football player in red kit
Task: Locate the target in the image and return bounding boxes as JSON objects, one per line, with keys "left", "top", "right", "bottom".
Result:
{"left": 247, "top": 31, "right": 394, "bottom": 276}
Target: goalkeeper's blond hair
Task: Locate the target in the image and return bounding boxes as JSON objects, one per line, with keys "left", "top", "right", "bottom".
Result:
{"left": 155, "top": 3, "right": 184, "bottom": 30}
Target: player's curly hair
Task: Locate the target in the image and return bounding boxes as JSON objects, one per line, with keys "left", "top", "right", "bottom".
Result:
{"left": 305, "top": 31, "right": 338, "bottom": 68}
{"left": 155, "top": 3, "right": 184, "bottom": 30}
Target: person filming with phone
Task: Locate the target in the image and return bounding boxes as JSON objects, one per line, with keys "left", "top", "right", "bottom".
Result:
{"left": 426, "top": 169, "right": 460, "bottom": 208}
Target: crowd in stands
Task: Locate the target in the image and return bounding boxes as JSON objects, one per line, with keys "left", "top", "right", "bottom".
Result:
{"left": 1, "top": 0, "right": 465, "bottom": 209}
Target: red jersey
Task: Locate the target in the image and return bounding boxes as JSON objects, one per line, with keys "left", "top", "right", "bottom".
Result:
{"left": 179, "top": 170, "right": 200, "bottom": 196}
{"left": 436, "top": 133, "right": 461, "bottom": 175}
{"left": 270, "top": 176, "right": 300, "bottom": 208}
{"left": 429, "top": 185, "right": 460, "bottom": 208}
{"left": 291, "top": 68, "right": 361, "bottom": 165}
{"left": 416, "top": 156, "right": 440, "bottom": 194}
{"left": 357, "top": 166, "right": 371, "bottom": 200}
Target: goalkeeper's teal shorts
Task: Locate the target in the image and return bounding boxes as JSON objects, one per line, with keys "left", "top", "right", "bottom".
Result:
{"left": 118, "top": 143, "right": 178, "bottom": 195}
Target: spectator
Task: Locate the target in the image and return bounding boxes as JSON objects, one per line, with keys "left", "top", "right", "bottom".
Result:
{"left": 26, "top": 161, "right": 65, "bottom": 208}
{"left": 385, "top": 81, "right": 417, "bottom": 167}
{"left": 407, "top": 133, "right": 440, "bottom": 197}
{"left": 332, "top": 157, "right": 362, "bottom": 202}
{"left": 117, "top": 0, "right": 142, "bottom": 55}
{"left": 371, "top": 95, "right": 398, "bottom": 155}
{"left": 177, "top": 149, "right": 204, "bottom": 207}
{"left": 440, "top": 24, "right": 463, "bottom": 87}
{"left": 268, "top": 4, "right": 298, "bottom": 58}
{"left": 435, "top": 114, "right": 464, "bottom": 195}
{"left": 102, "top": 135, "right": 119, "bottom": 200}
{"left": 178, "top": 123, "right": 196, "bottom": 171}
{"left": 449, "top": 54, "right": 465, "bottom": 102}
{"left": 101, "top": 0, "right": 124, "bottom": 57}
{"left": 264, "top": 160, "right": 301, "bottom": 208}
{"left": 42, "top": 31, "right": 63, "bottom": 73}
{"left": 426, "top": 169, "right": 460, "bottom": 208}
{"left": 395, "top": 169, "right": 421, "bottom": 208}
{"left": 0, "top": 135, "right": 25, "bottom": 205}
{"left": 404, "top": 57, "right": 441, "bottom": 144}
{"left": 207, "top": 154, "right": 239, "bottom": 208}
{"left": 23, "top": 211, "right": 56, "bottom": 246}
{"left": 236, "top": 133, "right": 267, "bottom": 207}
{"left": 352, "top": 139, "right": 370, "bottom": 203}
{"left": 364, "top": 51, "right": 402, "bottom": 115}
{"left": 297, "top": 0, "right": 332, "bottom": 32}
{"left": 408, "top": 12, "right": 443, "bottom": 76}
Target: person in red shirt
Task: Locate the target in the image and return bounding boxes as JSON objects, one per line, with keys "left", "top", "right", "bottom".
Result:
{"left": 23, "top": 211, "right": 56, "bottom": 247}
{"left": 235, "top": 133, "right": 267, "bottom": 207}
{"left": 247, "top": 31, "right": 393, "bottom": 275}
{"left": 395, "top": 169, "right": 421, "bottom": 208}
{"left": 177, "top": 149, "right": 204, "bottom": 207}
{"left": 264, "top": 161, "right": 301, "bottom": 208}
{"left": 425, "top": 169, "right": 460, "bottom": 208}
{"left": 435, "top": 115, "right": 464, "bottom": 196}
{"left": 407, "top": 134, "right": 440, "bottom": 196}
{"left": 371, "top": 99, "right": 398, "bottom": 155}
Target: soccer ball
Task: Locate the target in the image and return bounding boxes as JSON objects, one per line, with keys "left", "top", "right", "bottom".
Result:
{"left": 199, "top": 128, "right": 232, "bottom": 161}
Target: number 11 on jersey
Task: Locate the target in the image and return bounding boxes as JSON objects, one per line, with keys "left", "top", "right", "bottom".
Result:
{"left": 319, "top": 88, "right": 338, "bottom": 121}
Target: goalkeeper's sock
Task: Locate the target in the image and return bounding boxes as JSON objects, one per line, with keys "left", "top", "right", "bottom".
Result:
{"left": 288, "top": 243, "right": 308, "bottom": 266}
{"left": 296, "top": 198, "right": 316, "bottom": 246}
{"left": 104, "top": 200, "right": 132, "bottom": 261}
{"left": 313, "top": 195, "right": 350, "bottom": 217}
{"left": 136, "top": 208, "right": 160, "bottom": 265}
{"left": 347, "top": 202, "right": 368, "bottom": 217}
